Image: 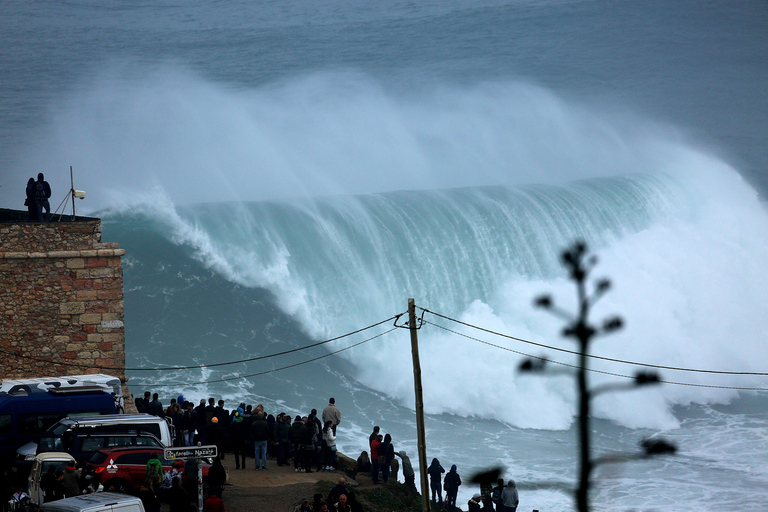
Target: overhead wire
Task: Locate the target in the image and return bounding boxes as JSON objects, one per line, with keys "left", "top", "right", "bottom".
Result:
{"left": 423, "top": 318, "right": 768, "bottom": 391}
{"left": 134, "top": 327, "right": 399, "bottom": 388}
{"left": 0, "top": 314, "right": 403, "bottom": 372}
{"left": 418, "top": 306, "right": 768, "bottom": 376}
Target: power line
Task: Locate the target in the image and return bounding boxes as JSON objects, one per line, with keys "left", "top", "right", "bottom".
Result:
{"left": 0, "top": 313, "right": 403, "bottom": 372}
{"left": 424, "top": 319, "right": 768, "bottom": 391}
{"left": 418, "top": 306, "right": 768, "bottom": 376}
{"left": 131, "top": 327, "right": 398, "bottom": 389}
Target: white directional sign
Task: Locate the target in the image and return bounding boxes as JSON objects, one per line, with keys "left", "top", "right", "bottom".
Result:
{"left": 164, "top": 445, "right": 218, "bottom": 459}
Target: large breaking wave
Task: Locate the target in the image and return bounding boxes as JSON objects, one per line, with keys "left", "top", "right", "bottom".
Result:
{"left": 23, "top": 65, "right": 768, "bottom": 430}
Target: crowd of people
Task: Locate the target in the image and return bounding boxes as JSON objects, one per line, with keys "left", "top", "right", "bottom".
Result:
{"left": 134, "top": 393, "right": 343, "bottom": 473}
{"left": 134, "top": 392, "right": 520, "bottom": 512}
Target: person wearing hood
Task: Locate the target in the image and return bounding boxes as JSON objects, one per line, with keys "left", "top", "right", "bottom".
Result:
{"left": 230, "top": 407, "right": 250, "bottom": 470}
{"left": 428, "top": 457, "right": 445, "bottom": 504}
{"left": 500, "top": 479, "right": 519, "bottom": 512}
{"left": 396, "top": 451, "right": 416, "bottom": 490}
{"left": 443, "top": 464, "right": 462, "bottom": 511}
{"left": 467, "top": 493, "right": 482, "bottom": 512}
{"left": 379, "top": 433, "right": 395, "bottom": 483}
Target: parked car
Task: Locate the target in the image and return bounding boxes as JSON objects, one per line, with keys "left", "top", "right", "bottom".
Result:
{"left": 38, "top": 431, "right": 164, "bottom": 465}
{"left": 27, "top": 452, "right": 77, "bottom": 509}
{"left": 38, "top": 492, "right": 144, "bottom": 512}
{"left": 15, "top": 414, "right": 173, "bottom": 476}
{"left": 86, "top": 446, "right": 211, "bottom": 494}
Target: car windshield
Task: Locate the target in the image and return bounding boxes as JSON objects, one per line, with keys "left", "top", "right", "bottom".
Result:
{"left": 41, "top": 460, "right": 71, "bottom": 474}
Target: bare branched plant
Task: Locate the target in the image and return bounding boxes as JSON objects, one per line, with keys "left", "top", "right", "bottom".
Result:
{"left": 520, "top": 240, "right": 676, "bottom": 512}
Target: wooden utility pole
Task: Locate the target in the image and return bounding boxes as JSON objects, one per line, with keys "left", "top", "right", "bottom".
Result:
{"left": 408, "top": 298, "right": 430, "bottom": 512}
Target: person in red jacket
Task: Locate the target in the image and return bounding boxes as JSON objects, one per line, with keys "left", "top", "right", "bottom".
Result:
{"left": 203, "top": 490, "right": 225, "bottom": 512}
{"left": 370, "top": 434, "right": 382, "bottom": 484}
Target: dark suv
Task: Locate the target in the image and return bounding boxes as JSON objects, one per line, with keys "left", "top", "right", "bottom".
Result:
{"left": 37, "top": 431, "right": 164, "bottom": 464}
{"left": 87, "top": 446, "right": 211, "bottom": 493}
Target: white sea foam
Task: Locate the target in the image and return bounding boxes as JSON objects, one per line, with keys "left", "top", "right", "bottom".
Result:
{"left": 53, "top": 68, "right": 767, "bottom": 435}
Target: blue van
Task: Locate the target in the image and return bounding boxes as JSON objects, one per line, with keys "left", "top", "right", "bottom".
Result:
{"left": 0, "top": 386, "right": 116, "bottom": 465}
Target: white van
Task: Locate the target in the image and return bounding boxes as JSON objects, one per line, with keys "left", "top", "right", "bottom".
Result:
{"left": 14, "top": 414, "right": 174, "bottom": 474}
{"left": 39, "top": 493, "right": 145, "bottom": 512}
{"left": 27, "top": 452, "right": 77, "bottom": 508}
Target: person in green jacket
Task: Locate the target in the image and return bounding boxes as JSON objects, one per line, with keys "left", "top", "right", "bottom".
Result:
{"left": 146, "top": 452, "right": 163, "bottom": 491}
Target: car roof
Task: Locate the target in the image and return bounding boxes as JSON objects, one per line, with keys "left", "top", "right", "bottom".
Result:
{"left": 92, "top": 446, "right": 167, "bottom": 455}
{"left": 36, "top": 452, "right": 76, "bottom": 462}
{"left": 39, "top": 492, "right": 142, "bottom": 512}
{"left": 58, "top": 413, "right": 164, "bottom": 425}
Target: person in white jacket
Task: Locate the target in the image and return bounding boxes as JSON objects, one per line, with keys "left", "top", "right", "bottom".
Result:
{"left": 500, "top": 479, "right": 519, "bottom": 512}
{"left": 323, "top": 420, "right": 337, "bottom": 471}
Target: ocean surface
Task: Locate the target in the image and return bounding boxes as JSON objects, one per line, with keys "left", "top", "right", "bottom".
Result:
{"left": 2, "top": 1, "right": 768, "bottom": 510}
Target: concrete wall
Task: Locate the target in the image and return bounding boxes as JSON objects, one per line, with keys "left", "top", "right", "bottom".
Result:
{"left": 0, "top": 213, "right": 127, "bottom": 388}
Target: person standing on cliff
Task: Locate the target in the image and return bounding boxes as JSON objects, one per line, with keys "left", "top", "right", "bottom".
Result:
{"left": 25, "top": 177, "right": 38, "bottom": 220}
{"left": 322, "top": 398, "right": 341, "bottom": 435}
{"left": 35, "top": 173, "right": 51, "bottom": 221}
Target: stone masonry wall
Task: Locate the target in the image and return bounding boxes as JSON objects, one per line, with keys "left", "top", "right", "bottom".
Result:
{"left": 0, "top": 218, "right": 127, "bottom": 386}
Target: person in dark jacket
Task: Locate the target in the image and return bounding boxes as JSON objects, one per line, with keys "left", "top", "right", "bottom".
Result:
{"left": 34, "top": 173, "right": 51, "bottom": 222}
{"left": 250, "top": 411, "right": 270, "bottom": 470}
{"left": 147, "top": 393, "right": 164, "bottom": 417}
{"left": 380, "top": 433, "right": 395, "bottom": 483}
{"left": 25, "top": 177, "right": 37, "bottom": 220}
{"left": 301, "top": 417, "right": 317, "bottom": 473}
{"left": 444, "top": 464, "right": 462, "bottom": 511}
{"left": 274, "top": 413, "right": 291, "bottom": 466}
{"left": 428, "top": 458, "right": 445, "bottom": 504}
{"left": 230, "top": 407, "right": 250, "bottom": 470}
{"left": 180, "top": 402, "right": 197, "bottom": 447}
{"left": 207, "top": 456, "right": 227, "bottom": 498}
{"left": 289, "top": 415, "right": 307, "bottom": 471}
{"left": 165, "top": 476, "right": 189, "bottom": 512}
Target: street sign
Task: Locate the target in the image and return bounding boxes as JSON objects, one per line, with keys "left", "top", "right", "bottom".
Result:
{"left": 164, "top": 445, "right": 218, "bottom": 460}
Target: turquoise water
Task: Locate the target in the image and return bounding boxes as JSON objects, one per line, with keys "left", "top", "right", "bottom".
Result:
{"left": 3, "top": 1, "right": 768, "bottom": 509}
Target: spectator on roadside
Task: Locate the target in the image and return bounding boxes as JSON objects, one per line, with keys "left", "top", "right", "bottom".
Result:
{"left": 328, "top": 478, "right": 349, "bottom": 506}
{"left": 323, "top": 420, "right": 337, "bottom": 471}
{"left": 290, "top": 415, "right": 307, "bottom": 472}
{"left": 230, "top": 407, "right": 250, "bottom": 470}
{"left": 293, "top": 497, "right": 313, "bottom": 512}
{"left": 322, "top": 398, "right": 341, "bottom": 434}
{"left": 251, "top": 411, "right": 270, "bottom": 470}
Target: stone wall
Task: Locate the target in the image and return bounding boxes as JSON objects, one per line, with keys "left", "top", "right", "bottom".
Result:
{"left": 0, "top": 212, "right": 127, "bottom": 388}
